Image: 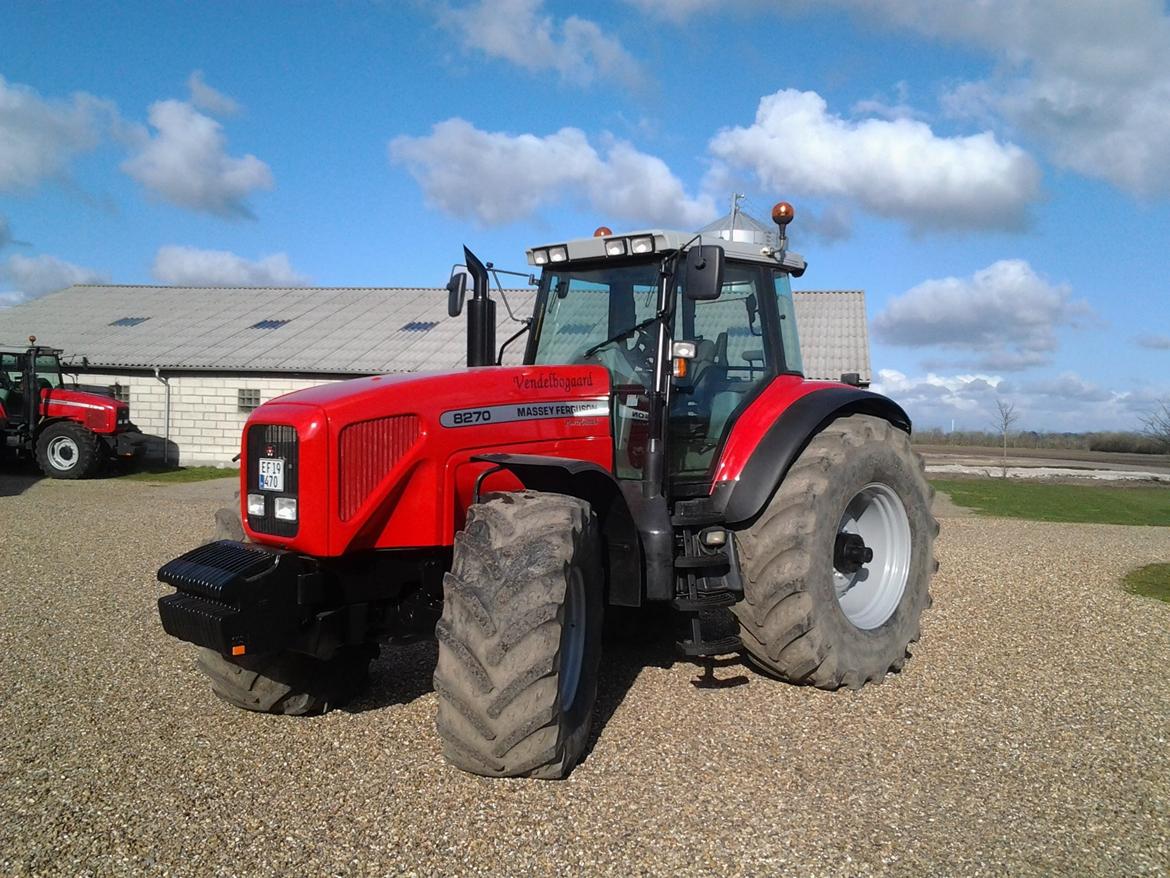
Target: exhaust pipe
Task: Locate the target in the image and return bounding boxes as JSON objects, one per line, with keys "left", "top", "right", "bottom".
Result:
{"left": 463, "top": 246, "right": 496, "bottom": 368}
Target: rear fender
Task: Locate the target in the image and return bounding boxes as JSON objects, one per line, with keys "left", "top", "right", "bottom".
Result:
{"left": 471, "top": 453, "right": 650, "bottom": 606}
{"left": 711, "top": 387, "right": 911, "bottom": 525}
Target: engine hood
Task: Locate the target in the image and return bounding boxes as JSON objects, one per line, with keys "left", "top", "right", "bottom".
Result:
{"left": 241, "top": 364, "right": 615, "bottom": 555}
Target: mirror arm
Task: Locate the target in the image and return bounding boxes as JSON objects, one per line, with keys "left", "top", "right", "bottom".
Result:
{"left": 495, "top": 319, "right": 533, "bottom": 365}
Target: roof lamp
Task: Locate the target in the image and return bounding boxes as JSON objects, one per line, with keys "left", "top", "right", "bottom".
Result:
{"left": 629, "top": 236, "right": 654, "bottom": 254}
{"left": 594, "top": 226, "right": 613, "bottom": 237}
{"left": 548, "top": 246, "right": 569, "bottom": 262}
{"left": 605, "top": 238, "right": 627, "bottom": 256}
{"left": 532, "top": 249, "right": 550, "bottom": 265}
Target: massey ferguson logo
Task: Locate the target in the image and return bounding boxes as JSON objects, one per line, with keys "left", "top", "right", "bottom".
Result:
{"left": 265, "top": 445, "right": 276, "bottom": 457}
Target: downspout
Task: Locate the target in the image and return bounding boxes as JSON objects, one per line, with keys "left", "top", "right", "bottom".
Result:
{"left": 153, "top": 368, "right": 171, "bottom": 465}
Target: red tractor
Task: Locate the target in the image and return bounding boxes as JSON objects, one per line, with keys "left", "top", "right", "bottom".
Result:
{"left": 1, "top": 337, "right": 144, "bottom": 478}
{"left": 158, "top": 203, "right": 936, "bottom": 779}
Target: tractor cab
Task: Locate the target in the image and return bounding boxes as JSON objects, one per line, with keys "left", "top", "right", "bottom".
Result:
{"left": 522, "top": 229, "right": 806, "bottom": 491}
{"left": 511, "top": 206, "right": 803, "bottom": 506}
{"left": 0, "top": 343, "right": 66, "bottom": 428}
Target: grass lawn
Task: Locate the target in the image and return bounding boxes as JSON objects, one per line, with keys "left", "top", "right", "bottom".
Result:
{"left": 1123, "top": 564, "right": 1170, "bottom": 602}
{"left": 931, "top": 478, "right": 1170, "bottom": 527}
{"left": 120, "top": 465, "right": 238, "bottom": 483}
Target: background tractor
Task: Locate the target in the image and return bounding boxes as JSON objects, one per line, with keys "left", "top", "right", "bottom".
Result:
{"left": 158, "top": 202, "right": 936, "bottom": 779}
{"left": 1, "top": 337, "right": 144, "bottom": 478}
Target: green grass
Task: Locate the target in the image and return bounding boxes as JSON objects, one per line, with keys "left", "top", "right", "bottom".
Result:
{"left": 1123, "top": 564, "right": 1170, "bottom": 602}
{"left": 120, "top": 465, "right": 238, "bottom": 483}
{"left": 931, "top": 478, "right": 1170, "bottom": 527}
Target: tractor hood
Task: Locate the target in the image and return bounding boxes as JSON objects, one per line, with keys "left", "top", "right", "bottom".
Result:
{"left": 240, "top": 365, "right": 614, "bottom": 556}
{"left": 41, "top": 386, "right": 128, "bottom": 434}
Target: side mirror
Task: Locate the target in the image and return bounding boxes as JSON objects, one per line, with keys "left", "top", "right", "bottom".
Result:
{"left": 446, "top": 272, "right": 467, "bottom": 317}
{"left": 684, "top": 245, "right": 724, "bottom": 301}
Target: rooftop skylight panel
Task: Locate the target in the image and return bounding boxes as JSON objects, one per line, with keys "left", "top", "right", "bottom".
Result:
{"left": 250, "top": 319, "right": 291, "bottom": 330}
{"left": 400, "top": 321, "right": 438, "bottom": 332}
{"left": 109, "top": 317, "right": 150, "bottom": 327}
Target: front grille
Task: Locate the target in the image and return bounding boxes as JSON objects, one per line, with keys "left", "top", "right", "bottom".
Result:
{"left": 246, "top": 423, "right": 299, "bottom": 536}
{"left": 338, "top": 415, "right": 420, "bottom": 520}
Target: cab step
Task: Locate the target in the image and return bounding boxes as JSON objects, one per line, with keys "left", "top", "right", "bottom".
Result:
{"left": 676, "top": 633, "right": 742, "bottom": 657}
{"left": 671, "top": 590, "right": 737, "bottom": 612}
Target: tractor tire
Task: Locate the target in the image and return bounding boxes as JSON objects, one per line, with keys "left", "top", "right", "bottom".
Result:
{"left": 197, "top": 646, "right": 375, "bottom": 715}
{"left": 434, "top": 491, "right": 603, "bottom": 779}
{"left": 733, "top": 414, "right": 937, "bottom": 690}
{"left": 35, "top": 421, "right": 105, "bottom": 479}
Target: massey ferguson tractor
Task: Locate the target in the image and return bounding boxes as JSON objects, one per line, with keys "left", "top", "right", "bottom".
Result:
{"left": 1, "top": 337, "right": 144, "bottom": 478}
{"left": 157, "top": 202, "right": 936, "bottom": 779}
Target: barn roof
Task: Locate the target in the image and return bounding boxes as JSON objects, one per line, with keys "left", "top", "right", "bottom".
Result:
{"left": 0, "top": 284, "right": 870, "bottom": 383}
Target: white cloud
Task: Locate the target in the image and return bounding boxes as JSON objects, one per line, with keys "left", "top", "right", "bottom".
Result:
{"left": 0, "top": 253, "right": 108, "bottom": 306}
{"left": 620, "top": 0, "right": 714, "bottom": 23}
{"left": 122, "top": 100, "right": 272, "bottom": 218}
{"left": 708, "top": 90, "right": 1040, "bottom": 232}
{"left": 0, "top": 215, "right": 10, "bottom": 250}
{"left": 187, "top": 70, "right": 240, "bottom": 116}
{"left": 873, "top": 260, "right": 1086, "bottom": 370}
{"left": 872, "top": 368, "right": 1160, "bottom": 432}
{"left": 152, "top": 245, "right": 308, "bottom": 287}
{"left": 438, "top": 0, "right": 641, "bottom": 87}
{"left": 389, "top": 118, "right": 716, "bottom": 227}
{"left": 0, "top": 75, "right": 111, "bottom": 192}
{"left": 856, "top": 0, "right": 1170, "bottom": 195}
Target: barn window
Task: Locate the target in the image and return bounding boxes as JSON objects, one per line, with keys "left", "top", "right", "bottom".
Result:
{"left": 238, "top": 388, "right": 261, "bottom": 412}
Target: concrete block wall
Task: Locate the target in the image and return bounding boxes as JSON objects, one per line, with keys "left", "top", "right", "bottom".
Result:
{"left": 74, "top": 372, "right": 342, "bottom": 466}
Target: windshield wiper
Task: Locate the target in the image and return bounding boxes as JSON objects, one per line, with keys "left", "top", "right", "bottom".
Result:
{"left": 583, "top": 316, "right": 658, "bottom": 360}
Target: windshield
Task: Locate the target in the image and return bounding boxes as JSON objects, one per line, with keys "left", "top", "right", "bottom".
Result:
{"left": 35, "top": 355, "right": 63, "bottom": 389}
{"left": 530, "top": 264, "right": 660, "bottom": 387}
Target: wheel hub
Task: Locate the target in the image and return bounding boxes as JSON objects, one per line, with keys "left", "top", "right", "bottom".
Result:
{"left": 832, "top": 482, "right": 912, "bottom": 630}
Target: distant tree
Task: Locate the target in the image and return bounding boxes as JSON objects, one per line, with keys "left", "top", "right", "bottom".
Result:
{"left": 991, "top": 399, "right": 1019, "bottom": 475}
{"left": 1140, "top": 400, "right": 1170, "bottom": 453}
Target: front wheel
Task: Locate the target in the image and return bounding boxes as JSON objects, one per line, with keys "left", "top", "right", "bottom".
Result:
{"left": 434, "top": 491, "right": 603, "bottom": 779}
{"left": 733, "top": 414, "right": 937, "bottom": 689}
{"left": 35, "top": 421, "right": 104, "bottom": 479}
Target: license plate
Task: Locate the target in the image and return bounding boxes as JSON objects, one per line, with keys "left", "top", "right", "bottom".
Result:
{"left": 258, "top": 458, "right": 284, "bottom": 492}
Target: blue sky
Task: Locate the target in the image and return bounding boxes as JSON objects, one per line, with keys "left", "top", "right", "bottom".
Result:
{"left": 2, "top": 0, "right": 1167, "bottom": 432}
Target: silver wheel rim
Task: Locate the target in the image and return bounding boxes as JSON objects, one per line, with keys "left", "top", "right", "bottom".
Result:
{"left": 833, "top": 482, "right": 911, "bottom": 629}
{"left": 559, "top": 568, "right": 586, "bottom": 711}
{"left": 47, "top": 435, "right": 80, "bottom": 471}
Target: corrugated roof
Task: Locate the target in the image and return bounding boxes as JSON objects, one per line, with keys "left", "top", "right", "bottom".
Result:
{"left": 0, "top": 284, "right": 869, "bottom": 383}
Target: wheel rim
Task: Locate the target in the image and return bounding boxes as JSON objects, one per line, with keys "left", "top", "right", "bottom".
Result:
{"left": 559, "top": 568, "right": 586, "bottom": 711}
{"left": 47, "top": 435, "right": 80, "bottom": 471}
{"left": 833, "top": 482, "right": 911, "bottom": 630}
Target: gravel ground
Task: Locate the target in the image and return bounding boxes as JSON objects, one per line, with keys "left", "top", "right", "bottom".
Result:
{"left": 1, "top": 473, "right": 1168, "bottom": 876}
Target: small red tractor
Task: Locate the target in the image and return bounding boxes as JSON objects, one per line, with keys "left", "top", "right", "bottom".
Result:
{"left": 158, "top": 202, "right": 936, "bottom": 779}
{"left": 1, "top": 337, "right": 144, "bottom": 478}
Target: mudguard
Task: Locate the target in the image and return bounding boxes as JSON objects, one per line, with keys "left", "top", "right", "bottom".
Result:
{"left": 471, "top": 453, "right": 653, "bottom": 606}
{"left": 710, "top": 387, "right": 911, "bottom": 526}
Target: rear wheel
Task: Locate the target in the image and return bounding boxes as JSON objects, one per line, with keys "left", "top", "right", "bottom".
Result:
{"left": 733, "top": 414, "right": 936, "bottom": 689}
{"left": 36, "top": 421, "right": 104, "bottom": 479}
{"left": 434, "top": 491, "right": 603, "bottom": 779}
{"left": 197, "top": 646, "right": 375, "bottom": 715}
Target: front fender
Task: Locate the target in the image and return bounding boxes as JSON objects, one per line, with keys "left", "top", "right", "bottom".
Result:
{"left": 471, "top": 453, "right": 655, "bottom": 606}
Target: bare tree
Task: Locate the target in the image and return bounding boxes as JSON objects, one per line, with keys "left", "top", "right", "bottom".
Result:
{"left": 1140, "top": 399, "right": 1170, "bottom": 453}
{"left": 991, "top": 399, "right": 1019, "bottom": 475}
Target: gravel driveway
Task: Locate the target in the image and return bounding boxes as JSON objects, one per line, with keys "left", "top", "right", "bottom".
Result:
{"left": 1, "top": 473, "right": 1167, "bottom": 876}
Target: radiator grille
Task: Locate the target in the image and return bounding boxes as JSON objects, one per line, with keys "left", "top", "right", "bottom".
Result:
{"left": 246, "top": 423, "right": 299, "bottom": 536}
{"left": 338, "top": 415, "right": 420, "bottom": 520}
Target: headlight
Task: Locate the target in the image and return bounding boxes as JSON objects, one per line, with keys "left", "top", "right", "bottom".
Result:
{"left": 532, "top": 249, "right": 549, "bottom": 265}
{"left": 629, "top": 236, "right": 655, "bottom": 254}
{"left": 605, "top": 238, "right": 627, "bottom": 256}
{"left": 548, "top": 245, "right": 568, "bottom": 262}
{"left": 247, "top": 493, "right": 265, "bottom": 516}
{"left": 274, "top": 497, "right": 298, "bottom": 521}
